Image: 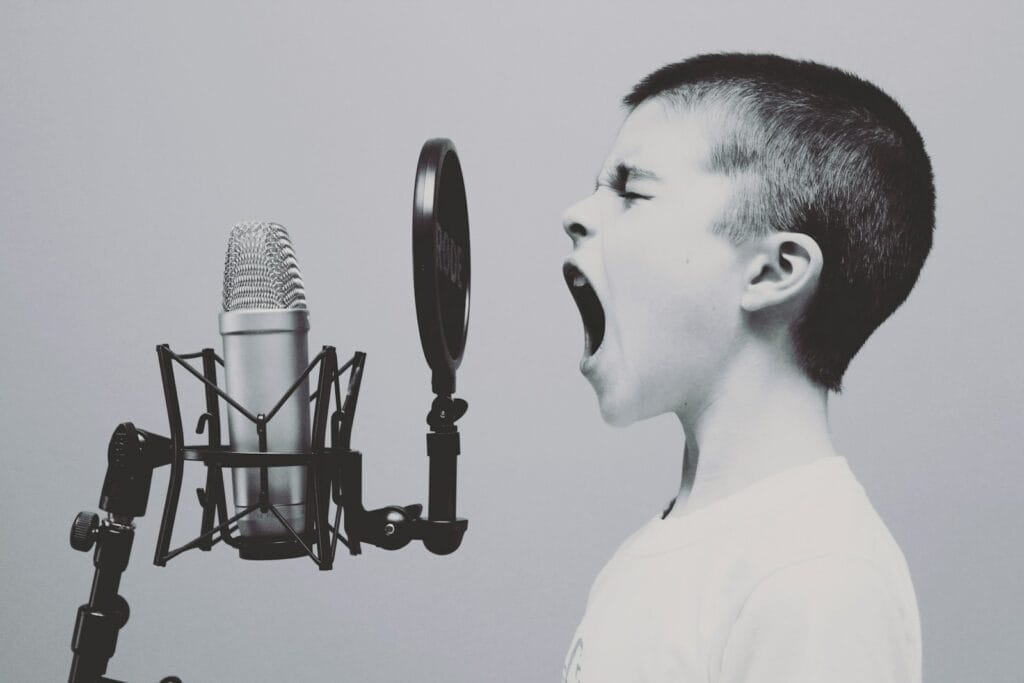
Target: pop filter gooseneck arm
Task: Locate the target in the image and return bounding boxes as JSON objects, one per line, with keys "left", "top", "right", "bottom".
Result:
{"left": 66, "top": 138, "right": 472, "bottom": 681}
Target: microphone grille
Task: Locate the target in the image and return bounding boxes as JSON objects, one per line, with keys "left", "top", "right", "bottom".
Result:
{"left": 222, "top": 221, "right": 308, "bottom": 311}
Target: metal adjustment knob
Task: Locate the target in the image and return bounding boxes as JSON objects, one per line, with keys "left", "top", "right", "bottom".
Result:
{"left": 70, "top": 511, "right": 100, "bottom": 552}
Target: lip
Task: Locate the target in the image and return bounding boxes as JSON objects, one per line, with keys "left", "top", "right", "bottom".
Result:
{"left": 580, "top": 342, "right": 603, "bottom": 375}
{"left": 563, "top": 260, "right": 607, "bottom": 369}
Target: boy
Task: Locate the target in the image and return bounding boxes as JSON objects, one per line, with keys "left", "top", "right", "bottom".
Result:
{"left": 561, "top": 53, "right": 932, "bottom": 682}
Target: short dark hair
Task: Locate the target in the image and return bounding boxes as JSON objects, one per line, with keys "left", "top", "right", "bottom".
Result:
{"left": 625, "top": 53, "right": 935, "bottom": 391}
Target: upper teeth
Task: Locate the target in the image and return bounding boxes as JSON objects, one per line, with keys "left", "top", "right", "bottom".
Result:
{"left": 573, "top": 275, "right": 587, "bottom": 288}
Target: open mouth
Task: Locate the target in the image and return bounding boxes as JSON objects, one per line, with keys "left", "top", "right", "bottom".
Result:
{"left": 563, "top": 262, "right": 606, "bottom": 357}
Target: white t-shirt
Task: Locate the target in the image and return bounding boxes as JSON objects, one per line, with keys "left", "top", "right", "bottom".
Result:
{"left": 562, "top": 456, "right": 920, "bottom": 683}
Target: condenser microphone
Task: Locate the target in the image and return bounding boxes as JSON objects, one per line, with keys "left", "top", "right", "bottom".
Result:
{"left": 219, "top": 221, "right": 310, "bottom": 540}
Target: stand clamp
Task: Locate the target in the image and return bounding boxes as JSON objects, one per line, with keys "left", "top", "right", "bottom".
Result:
{"left": 68, "top": 423, "right": 175, "bottom": 683}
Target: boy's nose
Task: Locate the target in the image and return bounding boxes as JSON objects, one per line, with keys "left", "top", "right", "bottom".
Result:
{"left": 562, "top": 199, "right": 594, "bottom": 244}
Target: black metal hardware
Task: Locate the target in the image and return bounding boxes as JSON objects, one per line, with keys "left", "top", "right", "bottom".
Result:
{"left": 68, "top": 516, "right": 136, "bottom": 682}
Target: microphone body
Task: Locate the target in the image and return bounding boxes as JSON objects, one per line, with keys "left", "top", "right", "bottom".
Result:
{"left": 219, "top": 221, "right": 311, "bottom": 540}
{"left": 220, "top": 309, "right": 309, "bottom": 537}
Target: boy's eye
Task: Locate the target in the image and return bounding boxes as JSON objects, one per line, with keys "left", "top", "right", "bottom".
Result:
{"left": 618, "top": 191, "right": 650, "bottom": 203}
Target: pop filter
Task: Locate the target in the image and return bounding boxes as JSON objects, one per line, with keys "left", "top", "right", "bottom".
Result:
{"left": 413, "top": 138, "right": 470, "bottom": 396}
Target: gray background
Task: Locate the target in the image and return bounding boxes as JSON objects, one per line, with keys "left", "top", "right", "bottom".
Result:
{"left": 1, "top": 2, "right": 1021, "bottom": 681}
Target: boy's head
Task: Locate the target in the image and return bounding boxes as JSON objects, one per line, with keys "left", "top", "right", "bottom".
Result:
{"left": 563, "top": 53, "right": 934, "bottom": 425}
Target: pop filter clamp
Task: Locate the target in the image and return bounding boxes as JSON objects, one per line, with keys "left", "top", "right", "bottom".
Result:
{"left": 66, "top": 139, "right": 471, "bottom": 682}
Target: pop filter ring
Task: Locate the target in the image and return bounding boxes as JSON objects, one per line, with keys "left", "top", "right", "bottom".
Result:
{"left": 413, "top": 138, "right": 471, "bottom": 396}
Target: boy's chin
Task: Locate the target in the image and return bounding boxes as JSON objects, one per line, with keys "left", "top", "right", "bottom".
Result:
{"left": 595, "top": 381, "right": 678, "bottom": 427}
{"left": 596, "top": 391, "right": 644, "bottom": 428}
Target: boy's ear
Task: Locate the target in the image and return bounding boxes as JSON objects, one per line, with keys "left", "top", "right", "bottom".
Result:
{"left": 740, "top": 232, "right": 823, "bottom": 314}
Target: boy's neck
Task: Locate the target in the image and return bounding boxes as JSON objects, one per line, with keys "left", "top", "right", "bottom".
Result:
{"left": 666, "top": 354, "right": 836, "bottom": 518}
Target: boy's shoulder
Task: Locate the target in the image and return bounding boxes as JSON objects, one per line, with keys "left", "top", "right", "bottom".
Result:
{"left": 733, "top": 456, "right": 907, "bottom": 572}
{"left": 701, "top": 456, "right": 923, "bottom": 681}
{"left": 682, "top": 456, "right": 915, "bottom": 604}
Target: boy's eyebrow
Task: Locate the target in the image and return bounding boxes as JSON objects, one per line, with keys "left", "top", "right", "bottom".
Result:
{"left": 595, "top": 162, "right": 662, "bottom": 190}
